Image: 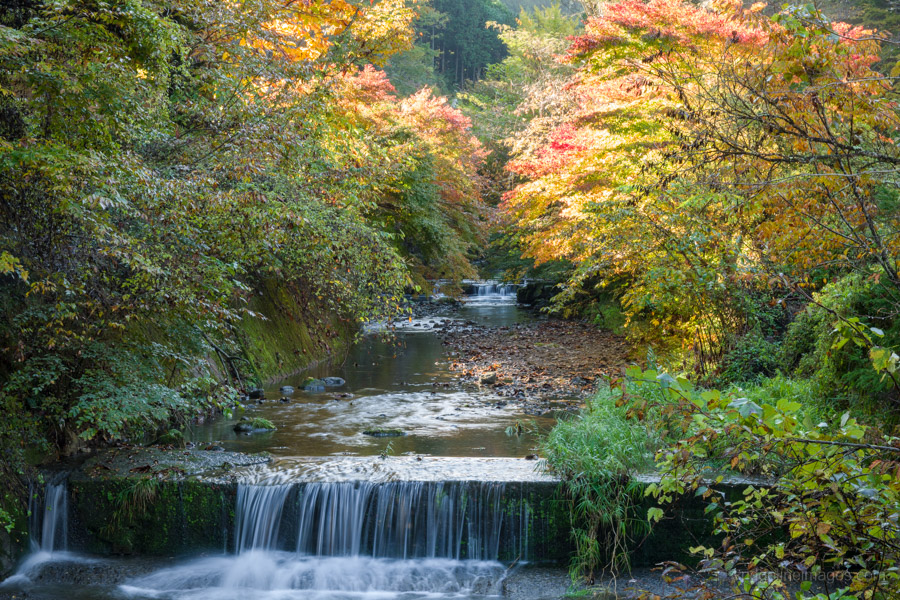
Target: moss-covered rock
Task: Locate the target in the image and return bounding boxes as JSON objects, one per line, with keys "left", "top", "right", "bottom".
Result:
{"left": 362, "top": 429, "right": 406, "bottom": 437}
{"left": 233, "top": 418, "right": 276, "bottom": 433}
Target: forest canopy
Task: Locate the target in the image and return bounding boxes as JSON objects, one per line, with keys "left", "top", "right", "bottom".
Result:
{"left": 0, "top": 0, "right": 486, "bottom": 456}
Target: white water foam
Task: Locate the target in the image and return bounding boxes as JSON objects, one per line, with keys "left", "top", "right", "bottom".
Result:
{"left": 120, "top": 553, "right": 507, "bottom": 600}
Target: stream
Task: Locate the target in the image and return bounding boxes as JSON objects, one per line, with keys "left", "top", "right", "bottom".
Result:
{"left": 189, "top": 285, "right": 552, "bottom": 459}
{"left": 0, "top": 285, "right": 572, "bottom": 600}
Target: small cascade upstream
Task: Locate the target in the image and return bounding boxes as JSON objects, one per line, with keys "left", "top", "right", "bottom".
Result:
{"left": 464, "top": 280, "right": 520, "bottom": 303}
{"left": 475, "top": 282, "right": 518, "bottom": 297}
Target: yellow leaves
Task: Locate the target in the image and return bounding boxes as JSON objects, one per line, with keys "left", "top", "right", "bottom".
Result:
{"left": 351, "top": 0, "right": 417, "bottom": 64}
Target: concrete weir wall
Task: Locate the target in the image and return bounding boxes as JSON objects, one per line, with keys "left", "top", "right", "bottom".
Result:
{"left": 56, "top": 476, "right": 736, "bottom": 566}
{"left": 65, "top": 478, "right": 572, "bottom": 562}
{"left": 31, "top": 453, "right": 745, "bottom": 566}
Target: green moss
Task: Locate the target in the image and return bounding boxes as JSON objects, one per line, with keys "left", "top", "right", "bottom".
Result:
{"left": 70, "top": 479, "right": 235, "bottom": 555}
{"left": 362, "top": 429, "right": 406, "bottom": 437}
{"left": 232, "top": 279, "right": 356, "bottom": 384}
{"left": 154, "top": 429, "right": 185, "bottom": 447}
{"left": 0, "top": 489, "right": 28, "bottom": 578}
{"left": 249, "top": 418, "right": 275, "bottom": 430}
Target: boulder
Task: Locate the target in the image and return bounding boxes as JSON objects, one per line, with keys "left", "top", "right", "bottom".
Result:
{"left": 480, "top": 372, "right": 498, "bottom": 385}
{"left": 322, "top": 377, "right": 346, "bottom": 387}
{"left": 301, "top": 377, "right": 326, "bottom": 392}
{"left": 233, "top": 417, "right": 276, "bottom": 434}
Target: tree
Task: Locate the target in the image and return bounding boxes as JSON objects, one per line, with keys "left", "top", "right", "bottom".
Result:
{"left": 502, "top": 0, "right": 900, "bottom": 373}
{"left": 0, "top": 0, "right": 484, "bottom": 465}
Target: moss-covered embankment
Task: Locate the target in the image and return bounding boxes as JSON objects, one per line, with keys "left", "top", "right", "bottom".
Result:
{"left": 229, "top": 279, "right": 357, "bottom": 384}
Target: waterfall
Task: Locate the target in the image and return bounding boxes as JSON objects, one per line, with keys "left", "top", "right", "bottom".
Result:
{"left": 235, "top": 481, "right": 530, "bottom": 561}
{"left": 29, "top": 482, "right": 68, "bottom": 553}
{"left": 235, "top": 484, "right": 292, "bottom": 553}
{"left": 472, "top": 280, "right": 518, "bottom": 297}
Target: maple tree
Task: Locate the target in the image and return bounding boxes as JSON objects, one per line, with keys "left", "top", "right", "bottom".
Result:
{"left": 503, "top": 0, "right": 900, "bottom": 374}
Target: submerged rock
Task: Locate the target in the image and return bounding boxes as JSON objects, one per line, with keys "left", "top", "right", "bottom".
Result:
{"left": 362, "top": 428, "right": 406, "bottom": 437}
{"left": 233, "top": 417, "right": 276, "bottom": 434}
{"left": 322, "top": 377, "right": 346, "bottom": 387}
{"left": 248, "top": 388, "right": 265, "bottom": 400}
{"left": 279, "top": 385, "right": 294, "bottom": 394}
{"left": 301, "top": 377, "right": 326, "bottom": 392}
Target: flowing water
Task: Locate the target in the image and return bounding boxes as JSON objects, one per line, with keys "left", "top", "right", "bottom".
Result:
{"left": 1, "top": 286, "right": 569, "bottom": 600}
{"left": 188, "top": 284, "right": 551, "bottom": 458}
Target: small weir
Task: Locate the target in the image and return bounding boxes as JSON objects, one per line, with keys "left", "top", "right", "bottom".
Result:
{"left": 238, "top": 481, "right": 529, "bottom": 560}
{"left": 6, "top": 472, "right": 554, "bottom": 599}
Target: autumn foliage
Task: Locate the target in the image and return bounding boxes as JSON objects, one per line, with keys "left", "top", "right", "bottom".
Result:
{"left": 503, "top": 0, "right": 900, "bottom": 372}
{"left": 0, "top": 0, "right": 483, "bottom": 459}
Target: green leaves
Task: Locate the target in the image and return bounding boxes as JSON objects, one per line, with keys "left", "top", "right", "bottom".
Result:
{"left": 620, "top": 364, "right": 900, "bottom": 599}
{"left": 0, "top": 0, "right": 478, "bottom": 456}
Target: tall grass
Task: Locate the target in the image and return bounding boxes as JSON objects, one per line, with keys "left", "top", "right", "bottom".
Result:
{"left": 541, "top": 384, "right": 658, "bottom": 582}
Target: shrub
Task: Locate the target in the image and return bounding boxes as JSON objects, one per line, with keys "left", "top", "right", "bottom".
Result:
{"left": 718, "top": 332, "right": 781, "bottom": 384}
{"left": 781, "top": 272, "right": 900, "bottom": 418}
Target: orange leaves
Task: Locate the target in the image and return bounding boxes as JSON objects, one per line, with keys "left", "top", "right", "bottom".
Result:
{"left": 246, "top": 0, "right": 358, "bottom": 64}
{"left": 502, "top": 0, "right": 900, "bottom": 355}
{"left": 241, "top": 0, "right": 417, "bottom": 70}
{"left": 350, "top": 0, "right": 418, "bottom": 65}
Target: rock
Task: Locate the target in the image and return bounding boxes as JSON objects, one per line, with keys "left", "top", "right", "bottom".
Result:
{"left": 204, "top": 445, "right": 225, "bottom": 452}
{"left": 279, "top": 385, "right": 294, "bottom": 394}
{"left": 301, "top": 377, "right": 326, "bottom": 392}
{"left": 362, "top": 429, "right": 406, "bottom": 437}
{"left": 279, "top": 396, "right": 291, "bottom": 403}
{"left": 233, "top": 417, "right": 276, "bottom": 433}
{"left": 480, "top": 372, "right": 498, "bottom": 385}
{"left": 323, "top": 377, "right": 346, "bottom": 387}
{"left": 153, "top": 429, "right": 185, "bottom": 448}
{"left": 248, "top": 388, "right": 265, "bottom": 400}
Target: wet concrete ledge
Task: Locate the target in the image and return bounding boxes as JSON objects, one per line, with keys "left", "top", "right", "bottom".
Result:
{"left": 55, "top": 450, "right": 752, "bottom": 566}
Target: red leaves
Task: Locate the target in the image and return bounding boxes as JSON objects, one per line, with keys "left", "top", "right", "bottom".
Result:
{"left": 597, "top": 0, "right": 768, "bottom": 47}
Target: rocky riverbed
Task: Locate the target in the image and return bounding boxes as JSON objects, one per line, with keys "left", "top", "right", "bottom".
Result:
{"left": 435, "top": 316, "right": 629, "bottom": 412}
